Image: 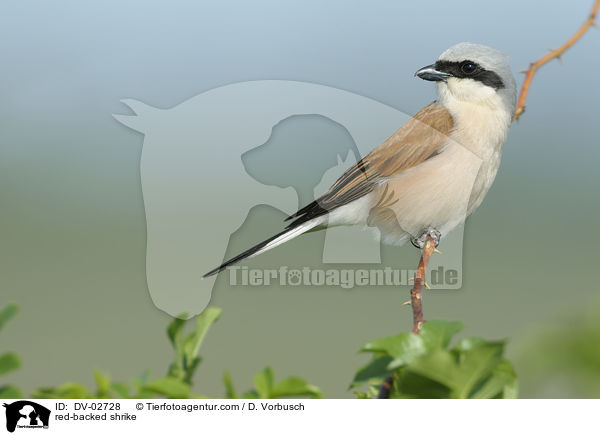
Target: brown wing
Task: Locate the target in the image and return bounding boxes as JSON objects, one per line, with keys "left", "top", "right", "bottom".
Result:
{"left": 285, "top": 102, "right": 454, "bottom": 229}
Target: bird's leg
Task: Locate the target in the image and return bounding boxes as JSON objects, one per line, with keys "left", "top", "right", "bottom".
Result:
{"left": 411, "top": 226, "right": 442, "bottom": 249}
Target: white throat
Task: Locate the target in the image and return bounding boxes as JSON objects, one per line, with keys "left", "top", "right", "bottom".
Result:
{"left": 437, "top": 80, "right": 513, "bottom": 160}
{"left": 436, "top": 80, "right": 514, "bottom": 216}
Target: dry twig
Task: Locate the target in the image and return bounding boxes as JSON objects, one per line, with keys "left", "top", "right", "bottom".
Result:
{"left": 514, "top": 0, "right": 599, "bottom": 121}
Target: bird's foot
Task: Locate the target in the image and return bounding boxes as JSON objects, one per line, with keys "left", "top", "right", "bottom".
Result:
{"left": 411, "top": 227, "right": 442, "bottom": 249}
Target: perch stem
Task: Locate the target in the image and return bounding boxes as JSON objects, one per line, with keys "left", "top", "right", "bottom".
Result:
{"left": 377, "top": 234, "right": 437, "bottom": 398}
{"left": 410, "top": 235, "right": 436, "bottom": 334}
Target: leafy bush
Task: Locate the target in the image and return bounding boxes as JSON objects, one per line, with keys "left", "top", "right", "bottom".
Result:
{"left": 0, "top": 303, "right": 519, "bottom": 399}
{"left": 351, "top": 320, "right": 518, "bottom": 398}
{"left": 224, "top": 367, "right": 322, "bottom": 399}
{"left": 0, "top": 304, "right": 322, "bottom": 399}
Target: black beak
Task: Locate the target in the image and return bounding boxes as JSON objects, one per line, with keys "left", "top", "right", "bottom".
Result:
{"left": 415, "top": 64, "right": 452, "bottom": 82}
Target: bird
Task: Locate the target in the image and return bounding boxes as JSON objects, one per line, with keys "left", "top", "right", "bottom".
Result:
{"left": 204, "top": 42, "right": 516, "bottom": 278}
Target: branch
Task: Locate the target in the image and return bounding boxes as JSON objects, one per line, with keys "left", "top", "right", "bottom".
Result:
{"left": 377, "top": 235, "right": 437, "bottom": 398}
{"left": 410, "top": 236, "right": 436, "bottom": 334}
{"left": 513, "top": 0, "right": 599, "bottom": 121}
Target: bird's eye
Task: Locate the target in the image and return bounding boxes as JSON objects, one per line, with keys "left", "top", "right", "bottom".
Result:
{"left": 460, "top": 62, "right": 477, "bottom": 75}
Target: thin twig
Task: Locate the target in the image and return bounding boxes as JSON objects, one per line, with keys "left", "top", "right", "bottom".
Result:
{"left": 513, "top": 0, "right": 599, "bottom": 121}
{"left": 378, "top": 235, "right": 437, "bottom": 398}
{"left": 410, "top": 235, "right": 436, "bottom": 334}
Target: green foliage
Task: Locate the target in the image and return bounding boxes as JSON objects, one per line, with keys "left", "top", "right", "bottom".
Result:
{"left": 167, "top": 307, "right": 222, "bottom": 384}
{"left": 140, "top": 377, "right": 193, "bottom": 399}
{"left": 0, "top": 353, "right": 21, "bottom": 377}
{"left": 1, "top": 303, "right": 321, "bottom": 399}
{"left": 352, "top": 320, "right": 518, "bottom": 399}
{"left": 223, "top": 367, "right": 323, "bottom": 399}
{"left": 1, "top": 301, "right": 519, "bottom": 399}
{"left": 33, "top": 383, "right": 94, "bottom": 399}
{"left": 0, "top": 303, "right": 23, "bottom": 398}
{"left": 31, "top": 308, "right": 223, "bottom": 399}
{"left": 0, "top": 304, "right": 19, "bottom": 332}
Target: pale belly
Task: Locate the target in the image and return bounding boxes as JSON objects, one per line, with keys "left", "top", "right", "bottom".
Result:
{"left": 334, "top": 142, "right": 501, "bottom": 245}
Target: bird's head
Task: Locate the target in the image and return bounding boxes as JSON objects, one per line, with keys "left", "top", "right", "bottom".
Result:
{"left": 416, "top": 42, "right": 516, "bottom": 115}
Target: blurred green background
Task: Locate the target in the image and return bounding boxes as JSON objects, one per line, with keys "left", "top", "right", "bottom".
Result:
{"left": 1, "top": 0, "right": 599, "bottom": 398}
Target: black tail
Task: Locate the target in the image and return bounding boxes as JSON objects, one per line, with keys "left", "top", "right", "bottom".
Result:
{"left": 203, "top": 228, "right": 293, "bottom": 278}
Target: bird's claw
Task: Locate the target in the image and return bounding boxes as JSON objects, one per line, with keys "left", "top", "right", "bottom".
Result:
{"left": 411, "top": 227, "right": 442, "bottom": 249}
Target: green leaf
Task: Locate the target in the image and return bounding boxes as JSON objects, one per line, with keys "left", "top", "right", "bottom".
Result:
{"left": 143, "top": 377, "right": 191, "bottom": 398}
{"left": 0, "top": 353, "right": 21, "bottom": 377}
{"left": 223, "top": 372, "right": 238, "bottom": 399}
{"left": 167, "top": 307, "right": 221, "bottom": 384}
{"left": 353, "top": 379, "right": 385, "bottom": 399}
{"left": 419, "top": 320, "right": 463, "bottom": 350}
{"left": 406, "top": 341, "right": 506, "bottom": 398}
{"left": 110, "top": 382, "right": 131, "bottom": 399}
{"left": 0, "top": 304, "right": 18, "bottom": 333}
{"left": 167, "top": 317, "right": 187, "bottom": 380}
{"left": 405, "top": 348, "right": 459, "bottom": 390}
{"left": 271, "top": 377, "right": 323, "bottom": 398}
{"left": 350, "top": 355, "right": 394, "bottom": 388}
{"left": 253, "top": 367, "right": 275, "bottom": 398}
{"left": 131, "top": 370, "right": 151, "bottom": 396}
{"left": 241, "top": 390, "right": 260, "bottom": 399}
{"left": 391, "top": 370, "right": 451, "bottom": 399}
{"left": 455, "top": 337, "right": 488, "bottom": 351}
{"left": 502, "top": 378, "right": 519, "bottom": 399}
{"left": 362, "top": 333, "right": 427, "bottom": 369}
{"left": 0, "top": 385, "right": 23, "bottom": 399}
{"left": 453, "top": 341, "right": 505, "bottom": 398}
{"left": 470, "top": 359, "right": 519, "bottom": 399}
{"left": 182, "top": 307, "right": 222, "bottom": 365}
{"left": 33, "top": 383, "right": 92, "bottom": 399}
{"left": 182, "top": 357, "right": 202, "bottom": 385}
{"left": 167, "top": 317, "right": 187, "bottom": 350}
{"left": 94, "top": 370, "right": 111, "bottom": 398}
